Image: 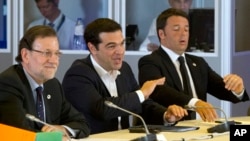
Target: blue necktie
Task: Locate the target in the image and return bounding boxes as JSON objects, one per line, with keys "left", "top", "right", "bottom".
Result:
{"left": 48, "top": 22, "right": 54, "bottom": 28}
{"left": 36, "top": 86, "right": 45, "bottom": 121}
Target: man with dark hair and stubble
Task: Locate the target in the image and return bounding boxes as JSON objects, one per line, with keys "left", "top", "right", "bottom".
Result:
{"left": 62, "top": 18, "right": 188, "bottom": 134}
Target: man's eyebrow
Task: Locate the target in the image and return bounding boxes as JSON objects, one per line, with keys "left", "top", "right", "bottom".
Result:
{"left": 105, "top": 39, "right": 125, "bottom": 46}
{"left": 105, "top": 42, "right": 116, "bottom": 46}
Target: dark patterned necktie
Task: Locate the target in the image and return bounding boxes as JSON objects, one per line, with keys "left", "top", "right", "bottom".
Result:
{"left": 36, "top": 86, "right": 45, "bottom": 121}
{"left": 178, "top": 56, "right": 196, "bottom": 120}
{"left": 178, "top": 56, "right": 192, "bottom": 96}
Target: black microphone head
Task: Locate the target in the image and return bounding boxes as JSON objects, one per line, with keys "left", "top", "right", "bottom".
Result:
{"left": 25, "top": 113, "right": 35, "bottom": 120}
{"left": 104, "top": 101, "right": 115, "bottom": 108}
{"left": 130, "top": 133, "right": 157, "bottom": 141}
{"left": 104, "top": 101, "right": 119, "bottom": 109}
{"left": 184, "top": 105, "right": 191, "bottom": 109}
{"left": 104, "top": 101, "right": 112, "bottom": 106}
{"left": 184, "top": 105, "right": 195, "bottom": 111}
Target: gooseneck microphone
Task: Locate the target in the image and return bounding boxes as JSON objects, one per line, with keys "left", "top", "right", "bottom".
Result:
{"left": 104, "top": 101, "right": 150, "bottom": 134}
{"left": 25, "top": 113, "right": 71, "bottom": 141}
{"left": 104, "top": 101, "right": 158, "bottom": 141}
{"left": 184, "top": 105, "right": 236, "bottom": 133}
{"left": 26, "top": 114, "right": 50, "bottom": 126}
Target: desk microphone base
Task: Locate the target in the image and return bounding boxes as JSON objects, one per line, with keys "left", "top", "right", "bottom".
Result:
{"left": 207, "top": 120, "right": 235, "bottom": 133}
{"left": 130, "top": 134, "right": 157, "bottom": 141}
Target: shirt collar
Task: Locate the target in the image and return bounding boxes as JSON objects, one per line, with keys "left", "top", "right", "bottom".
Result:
{"left": 23, "top": 68, "right": 43, "bottom": 91}
{"left": 90, "top": 55, "right": 121, "bottom": 79}
{"left": 160, "top": 45, "right": 186, "bottom": 63}
{"left": 45, "top": 12, "right": 63, "bottom": 28}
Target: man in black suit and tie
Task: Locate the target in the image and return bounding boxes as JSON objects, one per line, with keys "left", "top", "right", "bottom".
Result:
{"left": 62, "top": 18, "right": 188, "bottom": 134}
{"left": 138, "top": 8, "right": 249, "bottom": 122}
{"left": 0, "top": 25, "right": 90, "bottom": 140}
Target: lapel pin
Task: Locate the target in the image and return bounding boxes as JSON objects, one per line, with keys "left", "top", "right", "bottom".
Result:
{"left": 47, "top": 94, "right": 51, "bottom": 99}
{"left": 192, "top": 63, "right": 196, "bottom": 67}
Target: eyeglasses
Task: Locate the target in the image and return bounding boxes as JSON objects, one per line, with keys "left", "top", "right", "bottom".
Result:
{"left": 31, "top": 49, "right": 62, "bottom": 58}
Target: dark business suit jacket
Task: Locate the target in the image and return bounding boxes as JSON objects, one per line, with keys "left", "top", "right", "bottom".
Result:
{"left": 0, "top": 64, "right": 90, "bottom": 138}
{"left": 62, "top": 55, "right": 166, "bottom": 134}
{"left": 138, "top": 47, "right": 249, "bottom": 108}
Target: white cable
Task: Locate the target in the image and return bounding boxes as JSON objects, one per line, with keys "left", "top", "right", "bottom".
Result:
{"left": 170, "top": 131, "right": 229, "bottom": 141}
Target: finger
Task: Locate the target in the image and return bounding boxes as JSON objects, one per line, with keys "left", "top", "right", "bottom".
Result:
{"left": 42, "top": 125, "right": 54, "bottom": 132}
{"left": 205, "top": 109, "right": 217, "bottom": 122}
{"left": 225, "top": 77, "right": 241, "bottom": 90}
{"left": 155, "top": 77, "right": 166, "bottom": 85}
{"left": 197, "top": 110, "right": 206, "bottom": 121}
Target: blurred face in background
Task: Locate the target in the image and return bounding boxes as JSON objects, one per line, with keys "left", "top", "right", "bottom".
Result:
{"left": 36, "top": 0, "right": 59, "bottom": 20}
{"left": 168, "top": 0, "right": 193, "bottom": 13}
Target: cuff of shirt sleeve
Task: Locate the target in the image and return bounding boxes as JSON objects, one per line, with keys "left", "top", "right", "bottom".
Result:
{"left": 232, "top": 88, "right": 245, "bottom": 100}
{"left": 136, "top": 90, "right": 145, "bottom": 103}
{"left": 63, "top": 125, "right": 76, "bottom": 138}
{"left": 188, "top": 98, "right": 199, "bottom": 107}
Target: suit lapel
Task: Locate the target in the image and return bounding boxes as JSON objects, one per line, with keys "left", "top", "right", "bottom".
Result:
{"left": 157, "top": 48, "right": 183, "bottom": 91}
{"left": 16, "top": 65, "right": 41, "bottom": 127}
{"left": 185, "top": 55, "right": 202, "bottom": 96}
{"left": 42, "top": 89, "right": 50, "bottom": 123}
{"left": 86, "top": 56, "right": 114, "bottom": 97}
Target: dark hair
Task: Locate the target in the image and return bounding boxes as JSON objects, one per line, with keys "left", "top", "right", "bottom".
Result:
{"left": 35, "top": 0, "right": 58, "bottom": 6}
{"left": 35, "top": 0, "right": 54, "bottom": 3}
{"left": 156, "top": 8, "right": 189, "bottom": 38}
{"left": 84, "top": 18, "right": 122, "bottom": 50}
{"left": 15, "top": 25, "right": 57, "bottom": 63}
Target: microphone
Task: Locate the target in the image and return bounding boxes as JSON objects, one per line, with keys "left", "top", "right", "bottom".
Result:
{"left": 184, "top": 105, "right": 236, "bottom": 133}
{"left": 26, "top": 114, "right": 50, "bottom": 126}
{"left": 104, "top": 101, "right": 158, "bottom": 141}
{"left": 25, "top": 113, "right": 71, "bottom": 141}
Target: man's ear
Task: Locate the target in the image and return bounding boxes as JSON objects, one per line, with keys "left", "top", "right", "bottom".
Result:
{"left": 158, "top": 29, "right": 165, "bottom": 39}
{"left": 21, "top": 48, "right": 29, "bottom": 63}
{"left": 87, "top": 42, "right": 97, "bottom": 54}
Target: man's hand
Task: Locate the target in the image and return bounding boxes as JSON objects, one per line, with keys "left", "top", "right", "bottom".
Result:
{"left": 140, "top": 77, "right": 165, "bottom": 99}
{"left": 195, "top": 100, "right": 218, "bottom": 122}
{"left": 42, "top": 125, "right": 70, "bottom": 141}
{"left": 164, "top": 105, "right": 188, "bottom": 123}
{"left": 223, "top": 74, "right": 244, "bottom": 94}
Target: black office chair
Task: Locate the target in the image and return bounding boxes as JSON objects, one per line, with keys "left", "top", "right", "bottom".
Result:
{"left": 126, "top": 24, "right": 139, "bottom": 50}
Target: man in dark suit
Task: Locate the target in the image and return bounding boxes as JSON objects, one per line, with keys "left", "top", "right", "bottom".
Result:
{"left": 62, "top": 18, "right": 188, "bottom": 134}
{"left": 0, "top": 25, "right": 90, "bottom": 140}
{"left": 138, "top": 8, "right": 249, "bottom": 122}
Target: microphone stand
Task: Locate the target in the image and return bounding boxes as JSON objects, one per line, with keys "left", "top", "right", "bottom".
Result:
{"left": 26, "top": 114, "right": 72, "bottom": 141}
{"left": 104, "top": 101, "right": 158, "bottom": 141}
{"left": 184, "top": 105, "right": 236, "bottom": 133}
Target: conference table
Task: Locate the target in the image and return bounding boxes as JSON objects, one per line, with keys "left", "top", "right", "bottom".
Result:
{"left": 76, "top": 116, "right": 250, "bottom": 141}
